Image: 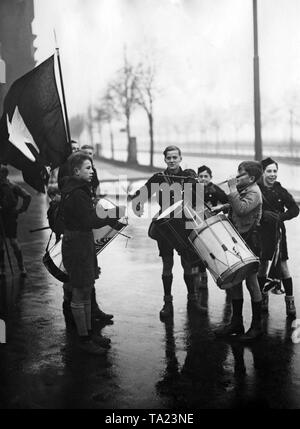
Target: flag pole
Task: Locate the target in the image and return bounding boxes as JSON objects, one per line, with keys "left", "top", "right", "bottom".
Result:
{"left": 53, "top": 30, "right": 71, "bottom": 144}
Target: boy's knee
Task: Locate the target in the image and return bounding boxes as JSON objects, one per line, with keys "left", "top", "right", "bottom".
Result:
{"left": 72, "top": 287, "right": 91, "bottom": 303}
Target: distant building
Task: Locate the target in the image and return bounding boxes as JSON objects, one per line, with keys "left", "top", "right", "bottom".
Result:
{"left": 0, "top": 0, "right": 36, "bottom": 116}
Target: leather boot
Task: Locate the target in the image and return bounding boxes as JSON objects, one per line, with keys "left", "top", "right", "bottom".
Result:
{"left": 285, "top": 296, "right": 296, "bottom": 318}
{"left": 215, "top": 299, "right": 244, "bottom": 337}
{"left": 159, "top": 295, "right": 173, "bottom": 319}
{"left": 91, "top": 287, "right": 113, "bottom": 321}
{"left": 238, "top": 301, "right": 263, "bottom": 342}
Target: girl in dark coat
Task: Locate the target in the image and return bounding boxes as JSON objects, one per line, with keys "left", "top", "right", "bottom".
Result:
{"left": 61, "top": 152, "right": 125, "bottom": 354}
{"left": 257, "top": 157, "right": 299, "bottom": 317}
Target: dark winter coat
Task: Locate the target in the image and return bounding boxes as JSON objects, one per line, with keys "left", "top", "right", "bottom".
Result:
{"left": 204, "top": 182, "right": 228, "bottom": 208}
{"left": 61, "top": 176, "right": 117, "bottom": 289}
{"left": 258, "top": 180, "right": 299, "bottom": 260}
{"left": 132, "top": 167, "right": 197, "bottom": 214}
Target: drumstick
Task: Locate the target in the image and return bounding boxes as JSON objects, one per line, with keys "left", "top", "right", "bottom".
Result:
{"left": 157, "top": 172, "right": 245, "bottom": 185}
{"left": 30, "top": 226, "right": 51, "bottom": 233}
{"left": 216, "top": 173, "right": 245, "bottom": 187}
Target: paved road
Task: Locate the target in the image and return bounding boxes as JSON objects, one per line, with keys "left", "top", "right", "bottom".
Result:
{"left": 0, "top": 165, "right": 300, "bottom": 409}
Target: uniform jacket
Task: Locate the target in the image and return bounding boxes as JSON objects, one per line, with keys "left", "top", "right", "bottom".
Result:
{"left": 132, "top": 167, "right": 197, "bottom": 215}
{"left": 228, "top": 182, "right": 262, "bottom": 234}
{"left": 258, "top": 180, "right": 299, "bottom": 223}
{"left": 61, "top": 176, "right": 118, "bottom": 288}
{"left": 204, "top": 182, "right": 228, "bottom": 208}
{"left": 257, "top": 180, "right": 299, "bottom": 259}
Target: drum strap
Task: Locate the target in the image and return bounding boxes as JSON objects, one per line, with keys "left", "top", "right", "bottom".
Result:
{"left": 45, "top": 231, "right": 54, "bottom": 253}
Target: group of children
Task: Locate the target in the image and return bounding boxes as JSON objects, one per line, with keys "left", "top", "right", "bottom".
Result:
{"left": 131, "top": 147, "right": 299, "bottom": 343}
{"left": 0, "top": 143, "right": 299, "bottom": 353}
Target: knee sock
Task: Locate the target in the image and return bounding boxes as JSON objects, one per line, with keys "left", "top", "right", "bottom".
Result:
{"left": 251, "top": 300, "right": 262, "bottom": 326}
{"left": 71, "top": 302, "right": 89, "bottom": 337}
{"left": 83, "top": 300, "right": 92, "bottom": 331}
{"left": 282, "top": 278, "right": 293, "bottom": 296}
{"left": 231, "top": 299, "right": 244, "bottom": 322}
{"left": 258, "top": 276, "right": 267, "bottom": 292}
{"left": 184, "top": 274, "right": 195, "bottom": 295}
{"left": 162, "top": 275, "right": 173, "bottom": 296}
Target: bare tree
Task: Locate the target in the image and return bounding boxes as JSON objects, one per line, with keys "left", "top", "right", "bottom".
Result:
{"left": 135, "top": 60, "right": 158, "bottom": 167}
{"left": 108, "top": 51, "right": 140, "bottom": 164}
{"left": 95, "top": 89, "right": 120, "bottom": 159}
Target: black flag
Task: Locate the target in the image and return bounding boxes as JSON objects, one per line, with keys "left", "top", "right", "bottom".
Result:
{"left": 0, "top": 55, "right": 71, "bottom": 193}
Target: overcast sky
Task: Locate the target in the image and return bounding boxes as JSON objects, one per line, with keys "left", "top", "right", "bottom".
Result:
{"left": 32, "top": 0, "right": 300, "bottom": 140}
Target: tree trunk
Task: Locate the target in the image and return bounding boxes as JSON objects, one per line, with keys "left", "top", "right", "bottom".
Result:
{"left": 148, "top": 112, "right": 154, "bottom": 167}
{"left": 126, "top": 112, "right": 137, "bottom": 164}
{"left": 109, "top": 122, "right": 114, "bottom": 160}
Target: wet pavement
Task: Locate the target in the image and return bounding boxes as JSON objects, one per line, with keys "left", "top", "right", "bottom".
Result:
{"left": 1, "top": 164, "right": 300, "bottom": 409}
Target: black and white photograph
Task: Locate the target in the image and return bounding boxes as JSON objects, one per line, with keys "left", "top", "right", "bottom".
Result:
{"left": 0, "top": 0, "right": 300, "bottom": 413}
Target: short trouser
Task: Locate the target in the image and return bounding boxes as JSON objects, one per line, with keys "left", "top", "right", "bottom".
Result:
{"left": 241, "top": 229, "right": 260, "bottom": 258}
{"left": 260, "top": 226, "right": 288, "bottom": 261}
{"left": 1, "top": 213, "right": 17, "bottom": 238}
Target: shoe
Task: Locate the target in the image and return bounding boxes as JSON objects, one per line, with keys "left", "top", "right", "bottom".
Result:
{"left": 89, "top": 332, "right": 111, "bottom": 348}
{"left": 92, "top": 307, "right": 114, "bottom": 321}
{"left": 159, "top": 296, "right": 173, "bottom": 319}
{"left": 214, "top": 320, "right": 245, "bottom": 337}
{"left": 285, "top": 296, "right": 296, "bottom": 318}
{"left": 261, "top": 293, "right": 269, "bottom": 313}
{"left": 237, "top": 324, "right": 263, "bottom": 342}
{"left": 78, "top": 339, "right": 107, "bottom": 355}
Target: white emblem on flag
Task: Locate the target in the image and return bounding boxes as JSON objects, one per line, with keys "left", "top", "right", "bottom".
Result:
{"left": 6, "top": 106, "right": 40, "bottom": 162}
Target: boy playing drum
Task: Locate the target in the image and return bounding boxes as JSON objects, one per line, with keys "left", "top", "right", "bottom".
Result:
{"left": 215, "top": 161, "right": 263, "bottom": 341}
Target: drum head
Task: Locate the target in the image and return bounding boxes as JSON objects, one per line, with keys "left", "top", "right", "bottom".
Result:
{"left": 217, "top": 260, "right": 259, "bottom": 289}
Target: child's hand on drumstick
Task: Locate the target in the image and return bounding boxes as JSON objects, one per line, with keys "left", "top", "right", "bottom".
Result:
{"left": 211, "top": 204, "right": 225, "bottom": 213}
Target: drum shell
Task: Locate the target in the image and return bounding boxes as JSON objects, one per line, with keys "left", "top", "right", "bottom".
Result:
{"left": 43, "top": 239, "right": 69, "bottom": 283}
{"left": 148, "top": 200, "right": 202, "bottom": 264}
{"left": 189, "top": 214, "right": 259, "bottom": 289}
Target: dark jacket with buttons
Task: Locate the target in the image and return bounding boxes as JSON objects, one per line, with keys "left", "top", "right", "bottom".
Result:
{"left": 257, "top": 180, "right": 299, "bottom": 260}
{"left": 131, "top": 167, "right": 197, "bottom": 215}
{"left": 204, "top": 182, "right": 228, "bottom": 208}
{"left": 258, "top": 180, "right": 299, "bottom": 222}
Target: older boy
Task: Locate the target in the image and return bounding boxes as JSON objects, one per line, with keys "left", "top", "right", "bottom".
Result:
{"left": 131, "top": 145, "right": 201, "bottom": 320}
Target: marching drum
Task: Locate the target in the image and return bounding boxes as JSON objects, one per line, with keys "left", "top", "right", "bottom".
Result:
{"left": 188, "top": 213, "right": 259, "bottom": 289}
{"left": 148, "top": 200, "right": 202, "bottom": 264}
{"left": 43, "top": 197, "right": 128, "bottom": 282}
